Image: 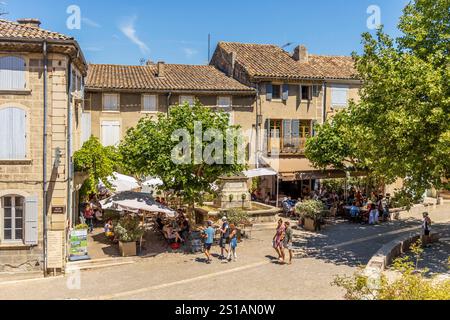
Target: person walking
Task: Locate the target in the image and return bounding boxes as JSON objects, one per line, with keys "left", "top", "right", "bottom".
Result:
{"left": 272, "top": 219, "right": 285, "bottom": 263}
{"left": 282, "top": 221, "right": 294, "bottom": 265}
{"left": 201, "top": 221, "right": 215, "bottom": 264}
{"left": 227, "top": 224, "right": 238, "bottom": 262}
{"left": 219, "top": 216, "right": 230, "bottom": 260}
{"left": 368, "top": 203, "right": 379, "bottom": 225}
{"left": 422, "top": 212, "right": 432, "bottom": 243}
{"left": 84, "top": 204, "right": 94, "bottom": 233}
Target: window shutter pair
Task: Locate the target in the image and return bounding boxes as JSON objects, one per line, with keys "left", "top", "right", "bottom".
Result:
{"left": 24, "top": 196, "right": 38, "bottom": 246}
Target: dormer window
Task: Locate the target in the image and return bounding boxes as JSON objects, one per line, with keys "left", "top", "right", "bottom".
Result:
{"left": 0, "top": 56, "right": 26, "bottom": 90}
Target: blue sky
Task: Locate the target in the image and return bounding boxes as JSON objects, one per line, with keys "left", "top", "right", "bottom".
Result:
{"left": 3, "top": 0, "right": 409, "bottom": 65}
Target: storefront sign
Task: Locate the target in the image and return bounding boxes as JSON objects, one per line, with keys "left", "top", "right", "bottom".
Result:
{"left": 51, "top": 206, "right": 66, "bottom": 215}
{"left": 69, "top": 229, "right": 89, "bottom": 261}
{"left": 47, "top": 231, "right": 64, "bottom": 269}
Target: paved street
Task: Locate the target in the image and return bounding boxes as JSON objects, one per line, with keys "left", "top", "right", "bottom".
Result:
{"left": 1, "top": 204, "right": 449, "bottom": 300}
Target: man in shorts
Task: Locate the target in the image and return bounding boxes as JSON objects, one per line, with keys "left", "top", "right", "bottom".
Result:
{"left": 219, "top": 216, "right": 230, "bottom": 260}
{"left": 202, "top": 221, "right": 215, "bottom": 264}
{"left": 282, "top": 221, "right": 294, "bottom": 265}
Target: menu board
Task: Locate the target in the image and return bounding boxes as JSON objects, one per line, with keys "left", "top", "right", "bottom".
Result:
{"left": 69, "top": 229, "right": 89, "bottom": 260}
{"left": 47, "top": 231, "right": 64, "bottom": 269}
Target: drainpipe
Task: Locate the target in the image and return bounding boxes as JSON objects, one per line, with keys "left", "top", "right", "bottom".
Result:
{"left": 66, "top": 59, "right": 72, "bottom": 229}
{"left": 322, "top": 81, "right": 327, "bottom": 123}
{"left": 42, "top": 41, "right": 48, "bottom": 276}
{"left": 166, "top": 92, "right": 172, "bottom": 115}
{"left": 255, "top": 83, "right": 260, "bottom": 169}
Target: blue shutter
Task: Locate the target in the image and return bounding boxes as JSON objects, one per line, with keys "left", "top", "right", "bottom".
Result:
{"left": 0, "top": 107, "right": 26, "bottom": 159}
{"left": 24, "top": 195, "right": 39, "bottom": 246}
{"left": 266, "top": 83, "right": 273, "bottom": 101}
{"left": 282, "top": 84, "right": 289, "bottom": 101}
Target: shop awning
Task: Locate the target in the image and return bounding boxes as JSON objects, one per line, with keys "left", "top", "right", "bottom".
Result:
{"left": 98, "top": 172, "right": 140, "bottom": 193}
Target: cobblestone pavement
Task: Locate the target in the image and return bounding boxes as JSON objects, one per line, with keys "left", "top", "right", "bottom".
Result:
{"left": 0, "top": 204, "right": 448, "bottom": 300}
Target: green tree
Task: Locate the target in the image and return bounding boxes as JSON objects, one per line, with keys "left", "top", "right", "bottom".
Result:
{"left": 306, "top": 0, "right": 450, "bottom": 203}
{"left": 74, "top": 136, "right": 119, "bottom": 199}
{"left": 119, "top": 102, "right": 246, "bottom": 216}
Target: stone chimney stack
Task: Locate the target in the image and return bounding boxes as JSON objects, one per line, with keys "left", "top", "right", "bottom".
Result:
{"left": 293, "top": 45, "right": 309, "bottom": 63}
{"left": 229, "top": 52, "right": 237, "bottom": 77}
{"left": 17, "top": 18, "right": 41, "bottom": 28}
{"left": 157, "top": 61, "right": 165, "bottom": 77}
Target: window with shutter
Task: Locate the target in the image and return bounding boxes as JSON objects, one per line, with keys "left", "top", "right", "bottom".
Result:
{"left": 272, "top": 85, "right": 281, "bottom": 100}
{"left": 103, "top": 94, "right": 119, "bottom": 111}
{"left": 101, "top": 121, "right": 121, "bottom": 146}
{"left": 2, "top": 195, "right": 25, "bottom": 242}
{"left": 301, "top": 86, "right": 312, "bottom": 100}
{"left": 217, "top": 96, "right": 232, "bottom": 108}
{"left": 0, "top": 107, "right": 27, "bottom": 160}
{"left": 0, "top": 56, "right": 26, "bottom": 90}
{"left": 180, "top": 95, "right": 195, "bottom": 106}
{"left": 143, "top": 94, "right": 157, "bottom": 112}
{"left": 331, "top": 85, "right": 349, "bottom": 108}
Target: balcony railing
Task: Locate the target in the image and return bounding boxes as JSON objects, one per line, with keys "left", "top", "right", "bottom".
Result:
{"left": 268, "top": 137, "right": 307, "bottom": 155}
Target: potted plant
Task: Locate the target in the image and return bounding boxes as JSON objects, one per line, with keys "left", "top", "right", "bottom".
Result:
{"left": 295, "top": 200, "right": 325, "bottom": 232}
{"left": 114, "top": 216, "right": 144, "bottom": 257}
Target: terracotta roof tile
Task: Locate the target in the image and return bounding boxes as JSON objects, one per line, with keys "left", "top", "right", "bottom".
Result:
{"left": 0, "top": 19, "right": 72, "bottom": 41}
{"left": 86, "top": 63, "right": 255, "bottom": 92}
{"left": 216, "top": 42, "right": 358, "bottom": 80}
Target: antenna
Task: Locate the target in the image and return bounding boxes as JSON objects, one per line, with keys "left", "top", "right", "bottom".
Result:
{"left": 139, "top": 58, "right": 146, "bottom": 66}
{"left": 281, "top": 42, "right": 294, "bottom": 50}
{"left": 207, "top": 33, "right": 211, "bottom": 64}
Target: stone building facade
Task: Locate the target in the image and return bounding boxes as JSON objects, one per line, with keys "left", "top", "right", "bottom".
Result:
{"left": 0, "top": 19, "right": 87, "bottom": 273}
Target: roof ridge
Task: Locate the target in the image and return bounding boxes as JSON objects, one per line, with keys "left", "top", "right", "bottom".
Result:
{"left": 0, "top": 18, "right": 73, "bottom": 40}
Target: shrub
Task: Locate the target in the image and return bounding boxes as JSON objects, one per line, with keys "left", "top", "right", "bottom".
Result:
{"left": 114, "top": 216, "right": 144, "bottom": 243}
{"left": 295, "top": 200, "right": 325, "bottom": 220}
{"left": 225, "top": 208, "right": 250, "bottom": 225}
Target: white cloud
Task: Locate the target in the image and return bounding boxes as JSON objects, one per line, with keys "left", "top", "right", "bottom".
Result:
{"left": 82, "top": 17, "right": 101, "bottom": 28}
{"left": 119, "top": 16, "right": 150, "bottom": 55}
{"left": 183, "top": 47, "right": 198, "bottom": 59}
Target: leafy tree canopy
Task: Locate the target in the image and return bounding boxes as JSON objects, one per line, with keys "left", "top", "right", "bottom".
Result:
{"left": 119, "top": 102, "right": 246, "bottom": 208}
{"left": 73, "top": 136, "right": 119, "bottom": 198}
{"left": 306, "top": 0, "right": 450, "bottom": 202}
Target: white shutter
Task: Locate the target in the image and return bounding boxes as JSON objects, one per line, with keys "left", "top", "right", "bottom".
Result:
{"left": 0, "top": 56, "right": 26, "bottom": 90}
{"left": 0, "top": 107, "right": 26, "bottom": 159}
{"left": 143, "top": 95, "right": 157, "bottom": 112}
{"left": 101, "top": 121, "right": 120, "bottom": 147}
{"left": 81, "top": 112, "right": 92, "bottom": 145}
{"left": 331, "top": 86, "right": 349, "bottom": 108}
{"left": 180, "top": 95, "right": 194, "bottom": 106}
{"left": 103, "top": 94, "right": 119, "bottom": 111}
{"left": 24, "top": 195, "right": 38, "bottom": 246}
{"left": 218, "top": 96, "right": 231, "bottom": 108}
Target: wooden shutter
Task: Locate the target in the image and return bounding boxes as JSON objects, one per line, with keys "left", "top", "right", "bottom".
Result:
{"left": 266, "top": 84, "right": 273, "bottom": 101}
{"left": 24, "top": 195, "right": 38, "bottom": 246}
{"left": 101, "top": 121, "right": 120, "bottom": 147}
{"left": 0, "top": 56, "right": 26, "bottom": 90}
{"left": 81, "top": 112, "right": 91, "bottom": 145}
{"left": 143, "top": 95, "right": 157, "bottom": 111}
{"left": 282, "top": 84, "right": 289, "bottom": 101}
{"left": 331, "top": 86, "right": 349, "bottom": 107}
{"left": 0, "top": 107, "right": 26, "bottom": 159}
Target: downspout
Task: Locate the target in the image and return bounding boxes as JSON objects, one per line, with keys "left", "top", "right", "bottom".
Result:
{"left": 166, "top": 92, "right": 172, "bottom": 115}
{"left": 255, "top": 83, "right": 260, "bottom": 169}
{"left": 322, "top": 81, "right": 327, "bottom": 123}
{"left": 66, "top": 59, "right": 72, "bottom": 231}
{"left": 42, "top": 40, "right": 48, "bottom": 276}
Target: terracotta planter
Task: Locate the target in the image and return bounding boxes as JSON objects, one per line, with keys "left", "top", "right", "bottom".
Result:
{"left": 303, "top": 217, "right": 316, "bottom": 232}
{"left": 119, "top": 241, "right": 137, "bottom": 257}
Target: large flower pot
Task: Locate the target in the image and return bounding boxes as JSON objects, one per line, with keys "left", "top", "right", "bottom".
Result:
{"left": 119, "top": 241, "right": 137, "bottom": 257}
{"left": 303, "top": 217, "right": 316, "bottom": 232}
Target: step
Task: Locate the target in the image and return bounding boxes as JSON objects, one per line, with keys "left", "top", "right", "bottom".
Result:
{"left": 66, "top": 256, "right": 137, "bottom": 272}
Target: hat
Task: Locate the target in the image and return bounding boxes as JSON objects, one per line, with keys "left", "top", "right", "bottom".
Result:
{"left": 221, "top": 216, "right": 227, "bottom": 221}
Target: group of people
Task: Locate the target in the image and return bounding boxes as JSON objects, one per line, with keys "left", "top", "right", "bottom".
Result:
{"left": 155, "top": 210, "right": 190, "bottom": 244}
{"left": 200, "top": 217, "right": 238, "bottom": 264}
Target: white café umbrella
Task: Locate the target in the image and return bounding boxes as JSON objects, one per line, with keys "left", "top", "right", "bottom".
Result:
{"left": 243, "top": 168, "right": 278, "bottom": 178}
{"left": 142, "top": 177, "right": 164, "bottom": 187}
{"left": 100, "top": 191, "right": 176, "bottom": 217}
{"left": 98, "top": 172, "right": 140, "bottom": 193}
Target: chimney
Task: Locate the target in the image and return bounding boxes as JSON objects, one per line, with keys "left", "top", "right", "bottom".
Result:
{"left": 157, "top": 61, "right": 165, "bottom": 77}
{"left": 293, "top": 45, "right": 309, "bottom": 63}
{"left": 17, "top": 18, "right": 41, "bottom": 28}
{"left": 229, "top": 52, "right": 237, "bottom": 77}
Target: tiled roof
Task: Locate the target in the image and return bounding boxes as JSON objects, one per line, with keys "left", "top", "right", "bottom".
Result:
{"left": 0, "top": 19, "right": 73, "bottom": 41}
{"left": 216, "top": 42, "right": 358, "bottom": 80}
{"left": 307, "top": 55, "right": 358, "bottom": 80}
{"left": 86, "top": 63, "right": 255, "bottom": 92}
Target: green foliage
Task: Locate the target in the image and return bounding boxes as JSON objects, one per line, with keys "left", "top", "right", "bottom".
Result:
{"left": 250, "top": 177, "right": 261, "bottom": 193}
{"left": 74, "top": 224, "right": 88, "bottom": 230}
{"left": 114, "top": 216, "right": 144, "bottom": 243}
{"left": 333, "top": 240, "right": 450, "bottom": 300}
{"left": 119, "top": 102, "right": 246, "bottom": 210}
{"left": 73, "top": 136, "right": 119, "bottom": 199}
{"left": 295, "top": 200, "right": 325, "bottom": 220}
{"left": 306, "top": 0, "right": 450, "bottom": 205}
{"left": 225, "top": 208, "right": 250, "bottom": 225}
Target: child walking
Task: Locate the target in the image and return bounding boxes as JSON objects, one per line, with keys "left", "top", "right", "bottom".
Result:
{"left": 227, "top": 224, "right": 238, "bottom": 262}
